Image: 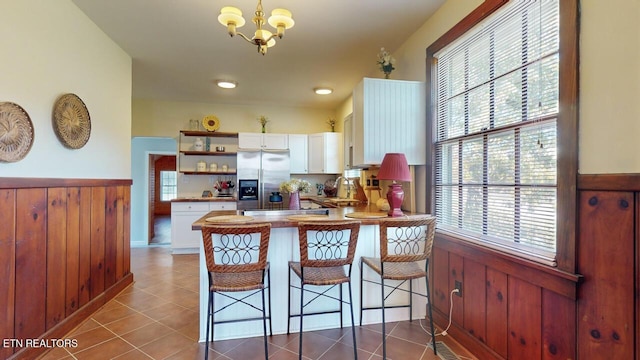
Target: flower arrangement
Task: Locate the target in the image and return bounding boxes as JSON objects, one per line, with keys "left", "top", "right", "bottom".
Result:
{"left": 377, "top": 47, "right": 396, "bottom": 79}
{"left": 257, "top": 115, "right": 269, "bottom": 133}
{"left": 279, "top": 178, "right": 312, "bottom": 194}
{"left": 326, "top": 117, "right": 336, "bottom": 132}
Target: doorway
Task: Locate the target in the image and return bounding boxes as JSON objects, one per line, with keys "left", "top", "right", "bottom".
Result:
{"left": 148, "top": 154, "right": 177, "bottom": 245}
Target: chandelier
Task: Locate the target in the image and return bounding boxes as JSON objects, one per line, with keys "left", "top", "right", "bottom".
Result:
{"left": 218, "top": 0, "right": 294, "bottom": 55}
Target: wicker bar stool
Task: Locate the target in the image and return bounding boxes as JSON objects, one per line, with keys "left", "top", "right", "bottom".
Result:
{"left": 359, "top": 216, "right": 437, "bottom": 359}
{"left": 287, "top": 220, "right": 361, "bottom": 360}
{"left": 200, "top": 223, "right": 272, "bottom": 360}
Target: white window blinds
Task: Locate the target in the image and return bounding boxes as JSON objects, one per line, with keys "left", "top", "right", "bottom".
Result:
{"left": 434, "top": 0, "right": 559, "bottom": 265}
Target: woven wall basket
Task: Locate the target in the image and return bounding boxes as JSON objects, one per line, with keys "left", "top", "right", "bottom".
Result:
{"left": 0, "top": 102, "right": 34, "bottom": 163}
{"left": 52, "top": 93, "right": 91, "bottom": 149}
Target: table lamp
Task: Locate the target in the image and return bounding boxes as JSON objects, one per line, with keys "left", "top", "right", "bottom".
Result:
{"left": 377, "top": 153, "right": 411, "bottom": 217}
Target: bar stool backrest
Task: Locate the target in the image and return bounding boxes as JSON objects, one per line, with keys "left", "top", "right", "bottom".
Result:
{"left": 201, "top": 223, "right": 272, "bottom": 273}
{"left": 379, "top": 216, "right": 436, "bottom": 263}
{"left": 297, "top": 221, "right": 361, "bottom": 268}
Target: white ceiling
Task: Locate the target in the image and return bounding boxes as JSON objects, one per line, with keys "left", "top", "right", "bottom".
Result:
{"left": 72, "top": 0, "right": 444, "bottom": 110}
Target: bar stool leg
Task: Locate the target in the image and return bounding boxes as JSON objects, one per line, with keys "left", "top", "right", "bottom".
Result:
{"left": 205, "top": 290, "right": 212, "bottom": 360}
{"left": 409, "top": 280, "right": 413, "bottom": 322}
{"left": 359, "top": 260, "right": 364, "bottom": 326}
{"left": 339, "top": 284, "right": 344, "bottom": 329}
{"left": 426, "top": 275, "right": 437, "bottom": 355}
{"left": 261, "top": 286, "right": 268, "bottom": 360}
{"left": 381, "top": 277, "right": 387, "bottom": 360}
{"left": 287, "top": 268, "right": 292, "bottom": 335}
{"left": 348, "top": 281, "right": 358, "bottom": 360}
{"left": 298, "top": 283, "right": 305, "bottom": 360}
{"left": 267, "top": 268, "right": 273, "bottom": 336}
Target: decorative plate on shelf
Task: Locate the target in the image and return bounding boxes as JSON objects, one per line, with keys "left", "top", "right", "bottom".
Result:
{"left": 202, "top": 115, "right": 220, "bottom": 132}
{"left": 52, "top": 93, "right": 91, "bottom": 149}
{"left": 0, "top": 101, "right": 34, "bottom": 163}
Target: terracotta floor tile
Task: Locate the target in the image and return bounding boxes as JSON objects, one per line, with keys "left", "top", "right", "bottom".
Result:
{"left": 72, "top": 337, "right": 134, "bottom": 360}
{"left": 120, "top": 322, "right": 175, "bottom": 348}
{"left": 103, "top": 312, "right": 155, "bottom": 335}
{"left": 68, "top": 326, "right": 117, "bottom": 354}
{"left": 138, "top": 331, "right": 194, "bottom": 359}
{"left": 91, "top": 303, "right": 138, "bottom": 325}
{"left": 39, "top": 247, "right": 478, "bottom": 360}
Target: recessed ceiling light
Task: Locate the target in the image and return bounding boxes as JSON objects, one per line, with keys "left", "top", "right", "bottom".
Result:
{"left": 217, "top": 80, "right": 237, "bottom": 89}
{"left": 314, "top": 87, "right": 333, "bottom": 95}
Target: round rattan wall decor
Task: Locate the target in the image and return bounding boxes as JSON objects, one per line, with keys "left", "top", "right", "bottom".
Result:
{"left": 52, "top": 93, "right": 91, "bottom": 149}
{"left": 0, "top": 102, "right": 34, "bottom": 163}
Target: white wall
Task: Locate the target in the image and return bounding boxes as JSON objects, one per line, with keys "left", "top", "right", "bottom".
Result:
{"left": 0, "top": 0, "right": 131, "bottom": 179}
{"left": 579, "top": 0, "right": 640, "bottom": 173}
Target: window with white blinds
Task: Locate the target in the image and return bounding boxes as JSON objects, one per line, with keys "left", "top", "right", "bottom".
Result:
{"left": 433, "top": 0, "right": 559, "bottom": 265}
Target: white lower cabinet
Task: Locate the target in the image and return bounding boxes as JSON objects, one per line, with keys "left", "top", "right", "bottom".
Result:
{"left": 171, "top": 201, "right": 237, "bottom": 254}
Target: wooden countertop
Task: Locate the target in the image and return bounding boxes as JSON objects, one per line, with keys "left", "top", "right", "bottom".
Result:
{"left": 172, "top": 197, "right": 236, "bottom": 202}
{"left": 191, "top": 204, "right": 432, "bottom": 230}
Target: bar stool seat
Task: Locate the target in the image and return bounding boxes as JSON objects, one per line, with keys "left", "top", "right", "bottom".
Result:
{"left": 288, "top": 263, "right": 349, "bottom": 285}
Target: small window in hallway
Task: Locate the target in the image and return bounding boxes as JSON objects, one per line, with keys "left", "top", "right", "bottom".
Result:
{"left": 160, "top": 170, "right": 177, "bottom": 201}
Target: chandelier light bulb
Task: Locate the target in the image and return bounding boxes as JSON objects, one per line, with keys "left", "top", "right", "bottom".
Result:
{"left": 218, "top": 0, "right": 293, "bottom": 55}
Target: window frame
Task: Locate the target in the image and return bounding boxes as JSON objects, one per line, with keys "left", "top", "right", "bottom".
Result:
{"left": 425, "top": 0, "right": 578, "bottom": 273}
{"left": 159, "top": 170, "right": 178, "bottom": 202}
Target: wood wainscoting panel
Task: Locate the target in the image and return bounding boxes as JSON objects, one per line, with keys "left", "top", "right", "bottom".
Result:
{"left": 65, "top": 187, "right": 81, "bottom": 317}
{"left": 432, "top": 233, "right": 579, "bottom": 360}
{"left": 507, "top": 278, "right": 541, "bottom": 359}
{"left": 464, "top": 258, "right": 486, "bottom": 343}
{"left": 46, "top": 188, "right": 67, "bottom": 330}
{"left": 577, "top": 190, "right": 634, "bottom": 359}
{"left": 78, "top": 187, "right": 92, "bottom": 308}
{"left": 0, "top": 189, "right": 16, "bottom": 360}
{"left": 0, "top": 178, "right": 133, "bottom": 360}
{"left": 14, "top": 188, "right": 47, "bottom": 340}
{"left": 90, "top": 187, "right": 106, "bottom": 299}
{"left": 485, "top": 267, "right": 508, "bottom": 358}
{"left": 104, "top": 186, "right": 118, "bottom": 289}
{"left": 542, "top": 288, "right": 576, "bottom": 359}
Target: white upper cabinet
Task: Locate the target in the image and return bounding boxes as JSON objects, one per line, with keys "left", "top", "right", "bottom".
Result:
{"left": 352, "top": 78, "right": 426, "bottom": 166}
{"left": 288, "top": 134, "right": 308, "bottom": 174}
{"left": 343, "top": 114, "right": 354, "bottom": 170}
{"left": 308, "top": 132, "right": 343, "bottom": 174}
{"left": 238, "top": 133, "right": 289, "bottom": 150}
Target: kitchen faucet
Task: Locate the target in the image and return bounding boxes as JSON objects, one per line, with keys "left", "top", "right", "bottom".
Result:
{"left": 334, "top": 176, "right": 351, "bottom": 199}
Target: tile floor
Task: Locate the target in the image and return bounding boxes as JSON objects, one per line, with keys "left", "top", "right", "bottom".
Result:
{"left": 39, "top": 246, "right": 476, "bottom": 360}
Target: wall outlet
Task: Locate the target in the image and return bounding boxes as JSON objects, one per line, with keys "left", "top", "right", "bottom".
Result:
{"left": 454, "top": 280, "right": 463, "bottom": 297}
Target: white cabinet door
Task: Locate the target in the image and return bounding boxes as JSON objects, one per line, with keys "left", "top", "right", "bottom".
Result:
{"left": 288, "top": 134, "right": 308, "bottom": 174}
{"left": 352, "top": 77, "right": 426, "bottom": 166}
{"left": 343, "top": 114, "right": 353, "bottom": 170}
{"left": 262, "top": 133, "right": 288, "bottom": 150}
{"left": 308, "top": 132, "right": 343, "bottom": 174}
{"left": 238, "top": 133, "right": 264, "bottom": 149}
{"left": 238, "top": 133, "right": 289, "bottom": 150}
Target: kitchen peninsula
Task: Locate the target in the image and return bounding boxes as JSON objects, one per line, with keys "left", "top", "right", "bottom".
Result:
{"left": 191, "top": 205, "right": 433, "bottom": 342}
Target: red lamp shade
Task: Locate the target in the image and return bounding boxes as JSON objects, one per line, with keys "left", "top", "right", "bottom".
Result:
{"left": 377, "top": 153, "right": 411, "bottom": 182}
{"left": 377, "top": 153, "right": 411, "bottom": 217}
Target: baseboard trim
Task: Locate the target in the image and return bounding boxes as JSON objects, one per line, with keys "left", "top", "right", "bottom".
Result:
{"left": 8, "top": 273, "right": 134, "bottom": 360}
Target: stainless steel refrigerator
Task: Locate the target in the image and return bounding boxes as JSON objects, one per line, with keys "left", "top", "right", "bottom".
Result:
{"left": 236, "top": 149, "right": 290, "bottom": 210}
